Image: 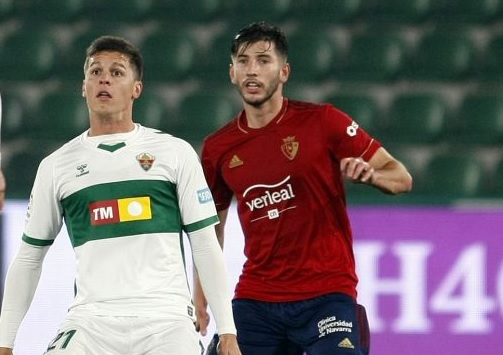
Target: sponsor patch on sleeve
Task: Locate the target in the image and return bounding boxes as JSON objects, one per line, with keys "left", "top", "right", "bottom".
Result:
{"left": 197, "top": 188, "right": 213, "bottom": 204}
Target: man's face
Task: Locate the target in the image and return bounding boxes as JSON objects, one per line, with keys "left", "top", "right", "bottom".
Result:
{"left": 230, "top": 40, "right": 289, "bottom": 107}
{"left": 82, "top": 51, "right": 142, "bottom": 117}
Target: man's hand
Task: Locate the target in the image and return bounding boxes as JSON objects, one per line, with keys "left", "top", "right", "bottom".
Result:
{"left": 217, "top": 334, "right": 241, "bottom": 355}
{"left": 194, "top": 298, "right": 210, "bottom": 336}
{"left": 340, "top": 157, "right": 374, "bottom": 184}
{"left": 0, "top": 347, "right": 14, "bottom": 355}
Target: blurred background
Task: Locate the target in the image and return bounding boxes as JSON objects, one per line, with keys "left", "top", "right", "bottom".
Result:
{"left": 0, "top": 0, "right": 502, "bottom": 354}
{"left": 1, "top": 0, "right": 503, "bottom": 204}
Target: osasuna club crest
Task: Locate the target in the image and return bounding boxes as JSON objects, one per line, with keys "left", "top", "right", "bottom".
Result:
{"left": 281, "top": 136, "right": 299, "bottom": 160}
{"left": 136, "top": 153, "right": 155, "bottom": 171}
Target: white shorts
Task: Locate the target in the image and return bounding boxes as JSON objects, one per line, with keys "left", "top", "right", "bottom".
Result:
{"left": 43, "top": 313, "right": 203, "bottom": 355}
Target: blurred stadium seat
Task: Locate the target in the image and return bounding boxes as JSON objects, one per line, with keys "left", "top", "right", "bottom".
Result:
{"left": 150, "top": 0, "right": 230, "bottom": 24}
{"left": 293, "top": 0, "right": 367, "bottom": 25}
{"left": 479, "top": 33, "right": 503, "bottom": 82}
{"left": 29, "top": 90, "right": 89, "bottom": 142}
{"left": 0, "top": 91, "right": 30, "bottom": 143}
{"left": 173, "top": 90, "right": 239, "bottom": 146}
{"left": 433, "top": 0, "right": 503, "bottom": 24}
{"left": 14, "top": 0, "right": 85, "bottom": 23}
{"left": 59, "top": 26, "right": 130, "bottom": 81}
{"left": 324, "top": 93, "right": 381, "bottom": 136}
{"left": 364, "top": 0, "right": 437, "bottom": 24}
{"left": 3, "top": 144, "right": 55, "bottom": 200}
{"left": 416, "top": 152, "right": 485, "bottom": 200}
{"left": 194, "top": 30, "right": 234, "bottom": 87}
{"left": 0, "top": 27, "right": 60, "bottom": 81}
{"left": 337, "top": 30, "right": 407, "bottom": 82}
{"left": 133, "top": 92, "right": 170, "bottom": 130}
{"left": 141, "top": 28, "right": 199, "bottom": 82}
{"left": 0, "top": 0, "right": 16, "bottom": 20}
{"left": 487, "top": 157, "right": 503, "bottom": 197}
{"left": 404, "top": 30, "right": 476, "bottom": 82}
{"left": 287, "top": 29, "right": 343, "bottom": 85}
{"left": 379, "top": 92, "right": 449, "bottom": 146}
{"left": 446, "top": 93, "right": 503, "bottom": 146}
{"left": 228, "top": 0, "right": 294, "bottom": 28}
{"left": 82, "top": 0, "right": 154, "bottom": 23}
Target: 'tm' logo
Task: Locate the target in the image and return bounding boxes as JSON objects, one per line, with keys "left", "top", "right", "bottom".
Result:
{"left": 89, "top": 197, "right": 152, "bottom": 225}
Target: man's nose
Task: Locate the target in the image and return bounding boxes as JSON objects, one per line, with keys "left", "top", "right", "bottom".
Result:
{"left": 99, "top": 73, "right": 111, "bottom": 84}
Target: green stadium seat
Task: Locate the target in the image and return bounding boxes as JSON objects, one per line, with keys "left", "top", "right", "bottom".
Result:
{"left": 293, "top": 0, "right": 367, "bottom": 25}
{"left": 228, "top": 0, "right": 294, "bottom": 28}
{"left": 195, "top": 30, "right": 234, "bottom": 87}
{"left": 446, "top": 93, "right": 503, "bottom": 146}
{"left": 141, "top": 29, "right": 199, "bottom": 82}
{"left": 487, "top": 157, "right": 503, "bottom": 198}
{"left": 379, "top": 93, "right": 448, "bottom": 146}
{"left": 0, "top": 91, "right": 30, "bottom": 143}
{"left": 417, "top": 152, "right": 484, "bottom": 200}
{"left": 405, "top": 30, "right": 476, "bottom": 82}
{"left": 479, "top": 34, "right": 503, "bottom": 83}
{"left": 0, "top": 0, "right": 16, "bottom": 20}
{"left": 3, "top": 144, "right": 56, "bottom": 200}
{"left": 82, "top": 0, "right": 154, "bottom": 23}
{"left": 151, "top": 0, "right": 230, "bottom": 23}
{"left": 59, "top": 27, "right": 129, "bottom": 81}
{"left": 337, "top": 30, "right": 407, "bottom": 82}
{"left": 172, "top": 90, "right": 239, "bottom": 146}
{"left": 15, "top": 0, "right": 85, "bottom": 23}
{"left": 324, "top": 93, "right": 381, "bottom": 136}
{"left": 0, "top": 27, "right": 60, "bottom": 81}
{"left": 133, "top": 92, "right": 170, "bottom": 131}
{"left": 433, "top": 0, "right": 503, "bottom": 24}
{"left": 364, "top": 0, "right": 437, "bottom": 24}
{"left": 287, "top": 30, "right": 343, "bottom": 85}
{"left": 30, "top": 91, "right": 89, "bottom": 141}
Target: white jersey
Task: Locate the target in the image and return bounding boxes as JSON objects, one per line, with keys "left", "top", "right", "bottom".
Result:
{"left": 23, "top": 124, "right": 218, "bottom": 319}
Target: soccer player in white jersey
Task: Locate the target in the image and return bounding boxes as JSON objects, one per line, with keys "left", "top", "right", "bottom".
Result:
{"left": 0, "top": 35, "right": 241, "bottom": 355}
{"left": 0, "top": 169, "right": 5, "bottom": 211}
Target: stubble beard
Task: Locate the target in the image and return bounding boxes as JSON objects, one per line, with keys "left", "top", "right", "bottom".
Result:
{"left": 238, "top": 77, "right": 281, "bottom": 108}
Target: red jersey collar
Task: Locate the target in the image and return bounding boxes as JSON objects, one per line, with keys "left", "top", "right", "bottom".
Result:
{"left": 237, "top": 98, "right": 289, "bottom": 133}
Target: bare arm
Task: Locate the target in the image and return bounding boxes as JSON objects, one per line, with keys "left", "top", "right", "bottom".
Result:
{"left": 341, "top": 147, "right": 413, "bottom": 194}
{"left": 193, "top": 209, "right": 229, "bottom": 336}
{"left": 0, "top": 169, "right": 5, "bottom": 211}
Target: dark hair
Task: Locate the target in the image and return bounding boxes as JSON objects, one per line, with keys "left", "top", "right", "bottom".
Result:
{"left": 231, "top": 22, "right": 288, "bottom": 59}
{"left": 84, "top": 35, "right": 143, "bottom": 80}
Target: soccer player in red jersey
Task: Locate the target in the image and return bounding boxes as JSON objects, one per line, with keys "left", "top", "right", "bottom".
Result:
{"left": 194, "top": 22, "right": 413, "bottom": 355}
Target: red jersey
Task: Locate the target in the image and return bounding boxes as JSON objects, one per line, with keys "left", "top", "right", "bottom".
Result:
{"left": 201, "top": 99, "right": 381, "bottom": 302}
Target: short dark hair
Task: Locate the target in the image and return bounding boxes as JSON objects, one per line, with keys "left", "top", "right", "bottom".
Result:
{"left": 231, "top": 22, "right": 288, "bottom": 59}
{"left": 84, "top": 35, "right": 143, "bottom": 80}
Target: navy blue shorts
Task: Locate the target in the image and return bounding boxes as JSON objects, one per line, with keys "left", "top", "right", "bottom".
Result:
{"left": 206, "top": 293, "right": 370, "bottom": 355}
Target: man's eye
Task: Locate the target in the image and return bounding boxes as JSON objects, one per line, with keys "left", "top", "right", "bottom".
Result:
{"left": 112, "top": 70, "right": 123, "bottom": 76}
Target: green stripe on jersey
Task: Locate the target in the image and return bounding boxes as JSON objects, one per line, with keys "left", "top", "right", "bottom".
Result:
{"left": 22, "top": 234, "right": 54, "bottom": 246}
{"left": 62, "top": 180, "right": 182, "bottom": 248}
{"left": 186, "top": 215, "right": 219, "bottom": 233}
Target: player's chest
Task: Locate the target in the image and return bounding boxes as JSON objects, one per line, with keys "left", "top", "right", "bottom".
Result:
{"left": 221, "top": 129, "right": 326, "bottom": 193}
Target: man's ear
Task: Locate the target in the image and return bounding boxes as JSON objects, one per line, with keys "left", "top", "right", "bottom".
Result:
{"left": 132, "top": 81, "right": 143, "bottom": 99}
{"left": 229, "top": 64, "right": 237, "bottom": 85}
{"left": 280, "top": 62, "right": 290, "bottom": 84}
{"left": 82, "top": 81, "right": 86, "bottom": 97}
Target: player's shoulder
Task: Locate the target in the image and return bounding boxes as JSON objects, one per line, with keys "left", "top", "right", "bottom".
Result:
{"left": 287, "top": 99, "right": 347, "bottom": 125}
{"left": 288, "top": 99, "right": 339, "bottom": 115}
{"left": 202, "top": 115, "right": 240, "bottom": 146}
{"left": 141, "top": 125, "right": 194, "bottom": 149}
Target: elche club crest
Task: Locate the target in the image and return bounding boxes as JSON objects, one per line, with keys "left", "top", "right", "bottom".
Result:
{"left": 136, "top": 152, "right": 155, "bottom": 171}
{"left": 281, "top": 136, "right": 299, "bottom": 160}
